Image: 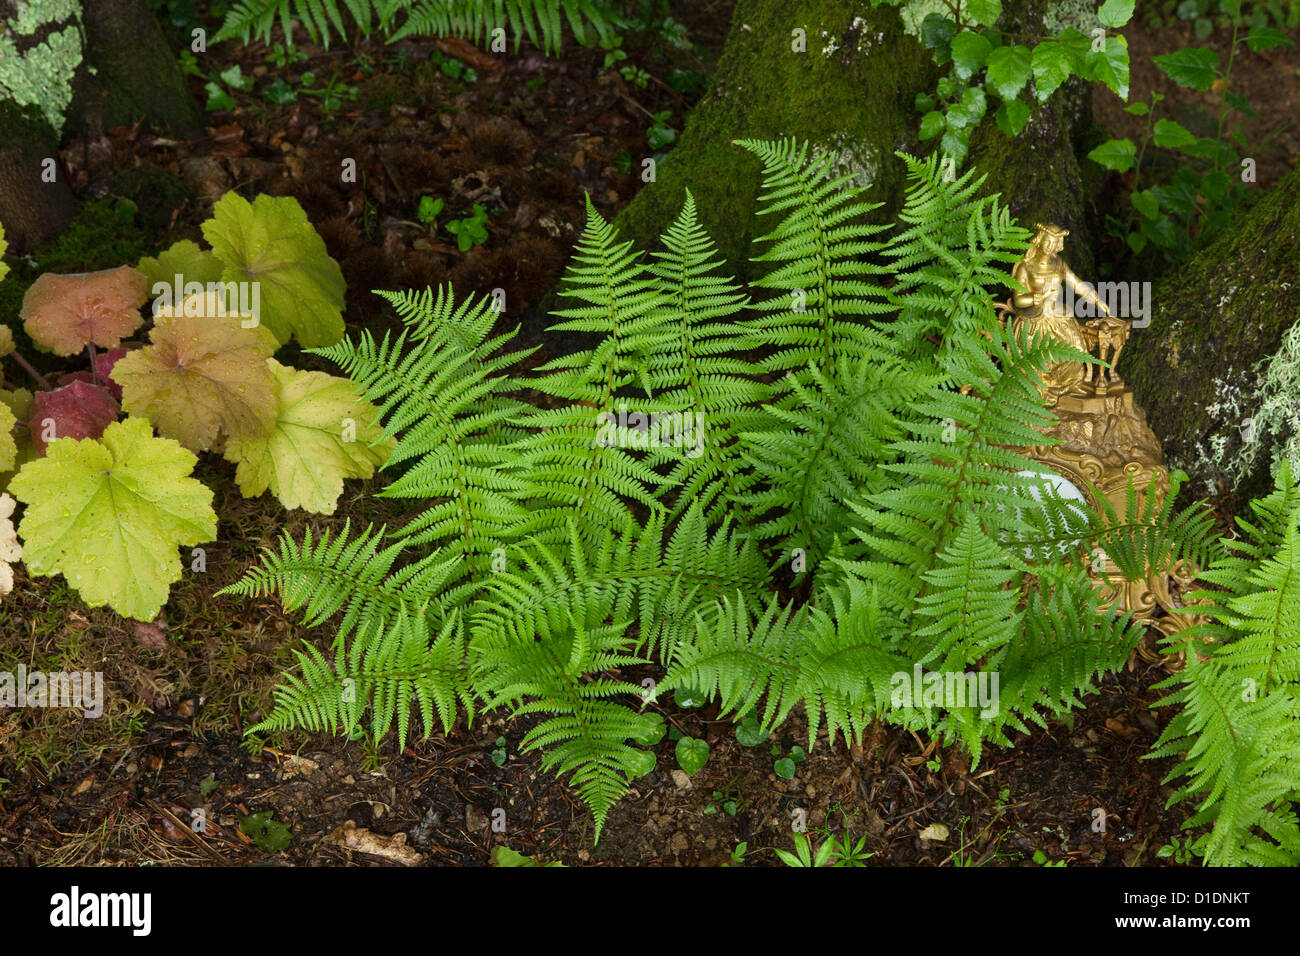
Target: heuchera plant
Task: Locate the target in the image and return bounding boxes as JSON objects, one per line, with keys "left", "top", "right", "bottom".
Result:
{"left": 0, "top": 193, "right": 391, "bottom": 620}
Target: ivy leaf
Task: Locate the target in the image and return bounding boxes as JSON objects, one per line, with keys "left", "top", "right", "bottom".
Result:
{"left": 1055, "top": 28, "right": 1092, "bottom": 74}
{"left": 1031, "top": 40, "right": 1071, "bottom": 102}
{"left": 21, "top": 266, "right": 149, "bottom": 356}
{"left": 0, "top": 493, "right": 20, "bottom": 596}
{"left": 201, "top": 192, "right": 346, "bottom": 348}
{"left": 1246, "top": 26, "right": 1293, "bottom": 52}
{"left": 1153, "top": 118, "right": 1197, "bottom": 150}
{"left": 919, "top": 110, "right": 945, "bottom": 140}
{"left": 946, "top": 85, "right": 986, "bottom": 128}
{"left": 223, "top": 360, "right": 394, "bottom": 514}
{"left": 675, "top": 736, "right": 709, "bottom": 776}
{"left": 137, "top": 239, "right": 225, "bottom": 292}
{"left": 941, "top": 126, "right": 970, "bottom": 166}
{"left": 1085, "top": 34, "right": 1130, "bottom": 100}
{"left": 986, "top": 44, "right": 1031, "bottom": 99}
{"left": 995, "top": 98, "right": 1031, "bottom": 136}
{"left": 111, "top": 304, "right": 279, "bottom": 453}
{"left": 950, "top": 31, "right": 993, "bottom": 81}
{"left": 1086, "top": 137, "right": 1136, "bottom": 172}
{"left": 1131, "top": 189, "right": 1161, "bottom": 220}
{"left": 29, "top": 381, "right": 120, "bottom": 455}
{"left": 1098, "top": 0, "right": 1135, "bottom": 28}
{"left": 920, "top": 13, "right": 957, "bottom": 54}
{"left": 966, "top": 0, "right": 1001, "bottom": 27}
{"left": 10, "top": 417, "right": 217, "bottom": 621}
{"left": 1153, "top": 48, "right": 1219, "bottom": 91}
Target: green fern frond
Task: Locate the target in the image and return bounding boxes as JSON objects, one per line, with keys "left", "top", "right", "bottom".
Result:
{"left": 643, "top": 190, "right": 768, "bottom": 524}
{"left": 392, "top": 0, "right": 613, "bottom": 51}
{"left": 218, "top": 521, "right": 458, "bottom": 645}
{"left": 311, "top": 287, "right": 532, "bottom": 570}
{"left": 1150, "top": 464, "right": 1300, "bottom": 865}
{"left": 740, "top": 349, "right": 931, "bottom": 575}
{"left": 514, "top": 196, "right": 669, "bottom": 541}
{"left": 885, "top": 152, "right": 1031, "bottom": 378}
{"left": 733, "top": 137, "right": 896, "bottom": 375}
{"left": 472, "top": 606, "right": 657, "bottom": 841}
{"left": 217, "top": 0, "right": 611, "bottom": 50}
{"left": 250, "top": 607, "right": 472, "bottom": 750}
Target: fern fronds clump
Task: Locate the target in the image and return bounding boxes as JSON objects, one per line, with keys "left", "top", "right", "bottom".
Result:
{"left": 1150, "top": 464, "right": 1300, "bottom": 866}
{"left": 217, "top": 0, "right": 613, "bottom": 52}
{"left": 223, "top": 138, "right": 1226, "bottom": 843}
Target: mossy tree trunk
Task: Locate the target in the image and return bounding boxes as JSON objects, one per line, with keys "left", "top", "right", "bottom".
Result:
{"left": 66, "top": 0, "right": 204, "bottom": 139}
{"left": 0, "top": 0, "right": 201, "bottom": 250}
{"left": 0, "top": 102, "right": 78, "bottom": 252}
{"left": 613, "top": 0, "right": 1104, "bottom": 280}
{"left": 1119, "top": 161, "right": 1300, "bottom": 501}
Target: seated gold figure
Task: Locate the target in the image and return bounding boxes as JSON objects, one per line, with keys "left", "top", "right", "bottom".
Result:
{"left": 1009, "top": 224, "right": 1130, "bottom": 400}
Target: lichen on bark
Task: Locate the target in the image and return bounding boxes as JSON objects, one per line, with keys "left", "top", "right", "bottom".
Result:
{"left": 1120, "top": 162, "right": 1300, "bottom": 500}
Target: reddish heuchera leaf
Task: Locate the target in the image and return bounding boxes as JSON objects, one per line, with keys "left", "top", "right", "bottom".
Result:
{"left": 20, "top": 266, "right": 148, "bottom": 356}
{"left": 95, "top": 348, "right": 128, "bottom": 399}
{"left": 29, "top": 380, "right": 121, "bottom": 455}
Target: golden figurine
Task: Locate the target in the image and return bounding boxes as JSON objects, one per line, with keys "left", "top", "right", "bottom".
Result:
{"left": 1009, "top": 223, "right": 1131, "bottom": 400}
{"left": 1001, "top": 224, "right": 1201, "bottom": 667}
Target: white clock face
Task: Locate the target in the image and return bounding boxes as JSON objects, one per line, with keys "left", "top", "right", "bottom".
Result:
{"left": 1016, "top": 469, "right": 1088, "bottom": 508}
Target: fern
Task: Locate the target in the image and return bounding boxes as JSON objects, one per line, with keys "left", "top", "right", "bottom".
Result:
{"left": 1149, "top": 464, "right": 1300, "bottom": 865}
{"left": 222, "top": 138, "right": 1222, "bottom": 843}
{"left": 642, "top": 190, "right": 767, "bottom": 525}
{"left": 512, "top": 196, "right": 668, "bottom": 542}
{"left": 216, "top": 0, "right": 612, "bottom": 50}
{"left": 394, "top": 0, "right": 614, "bottom": 50}
{"left": 310, "top": 287, "right": 532, "bottom": 583}
{"left": 734, "top": 138, "right": 896, "bottom": 376}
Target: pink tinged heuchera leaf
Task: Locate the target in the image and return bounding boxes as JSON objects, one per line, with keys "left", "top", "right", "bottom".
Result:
{"left": 110, "top": 309, "right": 279, "bottom": 453}
{"left": 29, "top": 380, "right": 121, "bottom": 455}
{"left": 57, "top": 348, "right": 127, "bottom": 400}
{"left": 9, "top": 417, "right": 217, "bottom": 621}
{"left": 20, "top": 266, "right": 149, "bottom": 356}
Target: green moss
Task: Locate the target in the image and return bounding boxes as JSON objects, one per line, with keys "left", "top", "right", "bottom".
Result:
{"left": 108, "top": 163, "right": 197, "bottom": 238}
{"left": 614, "top": 1, "right": 935, "bottom": 282}
{"left": 35, "top": 196, "right": 151, "bottom": 273}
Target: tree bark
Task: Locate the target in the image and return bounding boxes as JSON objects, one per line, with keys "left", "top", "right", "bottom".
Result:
{"left": 0, "top": 0, "right": 202, "bottom": 250}
{"left": 612, "top": 0, "right": 1104, "bottom": 281}
{"left": 0, "top": 102, "right": 78, "bottom": 252}
{"left": 1119, "top": 161, "right": 1300, "bottom": 502}
{"left": 66, "top": 0, "right": 204, "bottom": 138}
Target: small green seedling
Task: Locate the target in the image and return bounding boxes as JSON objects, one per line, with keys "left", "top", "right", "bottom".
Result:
{"left": 240, "top": 811, "right": 292, "bottom": 852}
{"left": 490, "top": 735, "right": 507, "bottom": 767}
{"left": 675, "top": 736, "right": 709, "bottom": 776}
{"left": 772, "top": 743, "right": 806, "bottom": 779}
{"left": 722, "top": 841, "right": 748, "bottom": 866}
{"left": 445, "top": 204, "right": 489, "bottom": 251}
{"left": 418, "top": 195, "right": 444, "bottom": 226}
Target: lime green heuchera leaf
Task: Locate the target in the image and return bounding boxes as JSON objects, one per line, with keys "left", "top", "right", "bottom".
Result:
{"left": 223, "top": 360, "right": 393, "bottom": 514}
{"left": 137, "top": 238, "right": 225, "bottom": 292}
{"left": 0, "top": 399, "right": 17, "bottom": 473}
{"left": 201, "top": 192, "right": 346, "bottom": 348}
{"left": 10, "top": 417, "right": 217, "bottom": 620}
{"left": 0, "top": 220, "right": 9, "bottom": 283}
